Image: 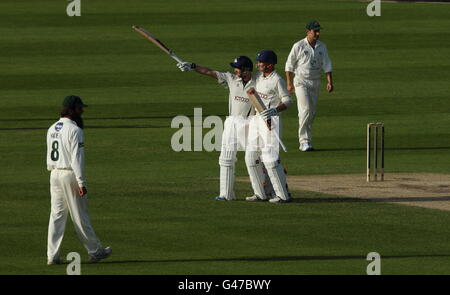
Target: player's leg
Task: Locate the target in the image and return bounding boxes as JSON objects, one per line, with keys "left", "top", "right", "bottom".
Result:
{"left": 262, "top": 158, "right": 291, "bottom": 203}
{"left": 218, "top": 149, "right": 237, "bottom": 200}
{"left": 62, "top": 171, "right": 102, "bottom": 256}
{"left": 307, "top": 80, "right": 321, "bottom": 144}
{"left": 47, "top": 170, "right": 69, "bottom": 263}
{"left": 295, "top": 82, "right": 314, "bottom": 150}
{"left": 245, "top": 151, "right": 267, "bottom": 201}
{"left": 217, "top": 117, "right": 239, "bottom": 201}
{"left": 244, "top": 117, "right": 267, "bottom": 201}
{"left": 260, "top": 118, "right": 291, "bottom": 203}
{"left": 261, "top": 162, "right": 275, "bottom": 198}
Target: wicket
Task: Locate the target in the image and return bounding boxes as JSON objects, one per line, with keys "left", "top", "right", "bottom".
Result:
{"left": 367, "top": 122, "right": 384, "bottom": 182}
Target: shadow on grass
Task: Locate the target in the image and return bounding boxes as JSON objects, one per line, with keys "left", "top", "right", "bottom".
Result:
{"left": 99, "top": 253, "right": 450, "bottom": 265}
{"left": 292, "top": 196, "right": 450, "bottom": 204}
{"left": 315, "top": 147, "right": 450, "bottom": 152}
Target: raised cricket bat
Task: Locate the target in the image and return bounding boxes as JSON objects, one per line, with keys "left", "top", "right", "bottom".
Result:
{"left": 132, "top": 26, "right": 184, "bottom": 63}
{"left": 246, "top": 88, "right": 288, "bottom": 152}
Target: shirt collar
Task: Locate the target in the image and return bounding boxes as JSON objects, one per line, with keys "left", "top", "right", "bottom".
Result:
{"left": 262, "top": 70, "right": 276, "bottom": 79}
{"left": 60, "top": 117, "right": 77, "bottom": 125}
{"left": 304, "top": 37, "right": 321, "bottom": 49}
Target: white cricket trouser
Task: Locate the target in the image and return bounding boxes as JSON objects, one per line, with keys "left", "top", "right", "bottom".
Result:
{"left": 295, "top": 77, "right": 321, "bottom": 145}
{"left": 219, "top": 116, "right": 273, "bottom": 200}
{"left": 245, "top": 116, "right": 289, "bottom": 200}
{"left": 218, "top": 117, "right": 248, "bottom": 200}
{"left": 47, "top": 169, "right": 102, "bottom": 260}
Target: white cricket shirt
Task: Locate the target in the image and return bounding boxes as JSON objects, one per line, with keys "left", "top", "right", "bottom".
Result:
{"left": 46, "top": 117, "right": 85, "bottom": 186}
{"left": 254, "top": 71, "right": 292, "bottom": 112}
{"left": 215, "top": 71, "right": 256, "bottom": 117}
{"left": 285, "top": 38, "right": 332, "bottom": 80}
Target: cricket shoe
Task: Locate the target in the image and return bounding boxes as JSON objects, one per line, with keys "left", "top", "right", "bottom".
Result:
{"left": 299, "top": 143, "right": 314, "bottom": 152}
{"left": 269, "top": 196, "right": 292, "bottom": 203}
{"left": 245, "top": 195, "right": 268, "bottom": 202}
{"left": 299, "top": 143, "right": 309, "bottom": 151}
{"left": 47, "top": 257, "right": 63, "bottom": 265}
{"left": 89, "top": 247, "right": 112, "bottom": 263}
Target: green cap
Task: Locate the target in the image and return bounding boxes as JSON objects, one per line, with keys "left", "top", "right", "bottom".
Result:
{"left": 62, "top": 95, "right": 88, "bottom": 109}
{"left": 306, "top": 20, "right": 322, "bottom": 31}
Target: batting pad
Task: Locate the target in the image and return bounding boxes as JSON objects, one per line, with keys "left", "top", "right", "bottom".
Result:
{"left": 245, "top": 151, "right": 267, "bottom": 200}
{"left": 219, "top": 165, "right": 235, "bottom": 200}
{"left": 261, "top": 163, "right": 275, "bottom": 198}
{"left": 218, "top": 149, "right": 237, "bottom": 200}
{"left": 265, "top": 160, "right": 290, "bottom": 201}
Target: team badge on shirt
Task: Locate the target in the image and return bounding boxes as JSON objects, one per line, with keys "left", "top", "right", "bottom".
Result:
{"left": 55, "top": 122, "right": 63, "bottom": 132}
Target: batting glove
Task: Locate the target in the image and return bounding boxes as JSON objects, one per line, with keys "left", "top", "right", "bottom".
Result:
{"left": 177, "top": 62, "right": 196, "bottom": 72}
{"left": 260, "top": 107, "right": 278, "bottom": 121}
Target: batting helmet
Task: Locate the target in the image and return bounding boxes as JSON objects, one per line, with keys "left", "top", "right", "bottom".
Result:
{"left": 230, "top": 56, "right": 253, "bottom": 71}
{"left": 256, "top": 50, "right": 277, "bottom": 65}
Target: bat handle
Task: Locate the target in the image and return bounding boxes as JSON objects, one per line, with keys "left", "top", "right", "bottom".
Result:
{"left": 170, "top": 53, "right": 184, "bottom": 64}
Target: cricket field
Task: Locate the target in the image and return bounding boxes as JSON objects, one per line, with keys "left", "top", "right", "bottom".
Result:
{"left": 0, "top": 0, "right": 449, "bottom": 275}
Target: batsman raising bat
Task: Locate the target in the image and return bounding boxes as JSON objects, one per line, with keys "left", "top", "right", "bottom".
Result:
{"left": 177, "top": 57, "right": 275, "bottom": 201}
{"left": 131, "top": 26, "right": 273, "bottom": 200}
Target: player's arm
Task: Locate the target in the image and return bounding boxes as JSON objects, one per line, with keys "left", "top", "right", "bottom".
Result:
{"left": 322, "top": 45, "right": 333, "bottom": 93}
{"left": 285, "top": 72, "right": 295, "bottom": 94}
{"left": 326, "top": 72, "right": 333, "bottom": 93}
{"left": 285, "top": 44, "right": 299, "bottom": 94}
{"left": 260, "top": 80, "right": 292, "bottom": 120}
{"left": 177, "top": 62, "right": 218, "bottom": 79}
{"left": 276, "top": 101, "right": 289, "bottom": 113}
{"left": 70, "top": 129, "right": 87, "bottom": 197}
{"left": 274, "top": 93, "right": 292, "bottom": 114}
{"left": 194, "top": 65, "right": 218, "bottom": 79}
{"left": 277, "top": 78, "right": 292, "bottom": 112}
{"left": 261, "top": 99, "right": 290, "bottom": 121}
{"left": 46, "top": 129, "right": 54, "bottom": 171}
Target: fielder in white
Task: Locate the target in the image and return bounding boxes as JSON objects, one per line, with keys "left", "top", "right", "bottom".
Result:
{"left": 46, "top": 95, "right": 111, "bottom": 264}
{"left": 177, "top": 57, "right": 274, "bottom": 201}
{"left": 285, "top": 20, "right": 333, "bottom": 152}
{"left": 245, "top": 50, "right": 293, "bottom": 203}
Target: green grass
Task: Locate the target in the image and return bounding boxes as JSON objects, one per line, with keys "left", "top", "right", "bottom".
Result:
{"left": 1, "top": 0, "right": 450, "bottom": 274}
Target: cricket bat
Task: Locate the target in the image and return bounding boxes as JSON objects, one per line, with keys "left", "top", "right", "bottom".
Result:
{"left": 246, "top": 88, "right": 288, "bottom": 152}
{"left": 132, "top": 26, "right": 184, "bottom": 63}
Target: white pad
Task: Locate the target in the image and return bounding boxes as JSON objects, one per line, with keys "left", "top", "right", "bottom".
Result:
{"left": 264, "top": 160, "right": 290, "bottom": 201}
{"left": 261, "top": 163, "right": 275, "bottom": 198}
{"left": 245, "top": 151, "right": 267, "bottom": 200}
{"left": 219, "top": 166, "right": 235, "bottom": 200}
{"left": 218, "top": 149, "right": 237, "bottom": 200}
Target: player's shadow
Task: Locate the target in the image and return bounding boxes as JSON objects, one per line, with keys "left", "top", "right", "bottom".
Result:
{"left": 290, "top": 197, "right": 365, "bottom": 203}
{"left": 100, "top": 253, "right": 450, "bottom": 265}
{"left": 291, "top": 196, "right": 450, "bottom": 204}
{"left": 315, "top": 146, "right": 450, "bottom": 152}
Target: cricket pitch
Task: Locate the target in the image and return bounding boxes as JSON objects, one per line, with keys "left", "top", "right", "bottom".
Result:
{"left": 240, "top": 173, "right": 450, "bottom": 211}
